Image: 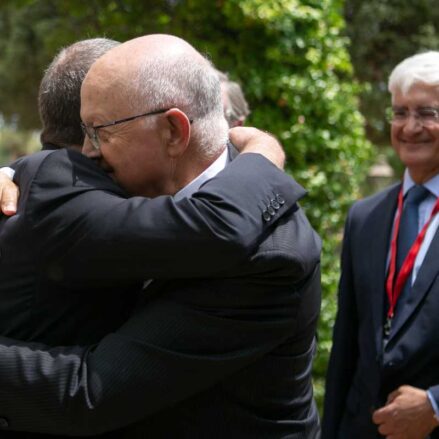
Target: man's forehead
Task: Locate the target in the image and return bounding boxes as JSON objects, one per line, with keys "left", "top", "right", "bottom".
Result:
{"left": 80, "top": 73, "right": 132, "bottom": 123}
{"left": 392, "top": 83, "right": 439, "bottom": 104}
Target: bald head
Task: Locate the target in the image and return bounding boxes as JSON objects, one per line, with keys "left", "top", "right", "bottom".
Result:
{"left": 102, "top": 34, "right": 208, "bottom": 66}
{"left": 83, "top": 34, "right": 228, "bottom": 158}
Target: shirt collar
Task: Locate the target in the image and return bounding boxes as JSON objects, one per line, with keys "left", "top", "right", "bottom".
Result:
{"left": 403, "top": 169, "right": 439, "bottom": 198}
{"left": 174, "top": 147, "right": 229, "bottom": 201}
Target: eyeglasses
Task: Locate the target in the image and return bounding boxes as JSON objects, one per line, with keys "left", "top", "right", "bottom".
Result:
{"left": 386, "top": 107, "right": 439, "bottom": 126}
{"left": 81, "top": 108, "right": 171, "bottom": 150}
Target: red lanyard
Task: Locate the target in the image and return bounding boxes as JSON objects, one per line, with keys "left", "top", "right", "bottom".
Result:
{"left": 385, "top": 187, "right": 439, "bottom": 334}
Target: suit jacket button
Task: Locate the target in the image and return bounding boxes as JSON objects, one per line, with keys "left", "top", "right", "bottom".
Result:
{"left": 262, "top": 210, "right": 271, "bottom": 222}
{"left": 270, "top": 199, "right": 280, "bottom": 209}
{"left": 267, "top": 205, "right": 276, "bottom": 216}
{"left": 0, "top": 417, "right": 9, "bottom": 428}
{"left": 275, "top": 194, "right": 285, "bottom": 205}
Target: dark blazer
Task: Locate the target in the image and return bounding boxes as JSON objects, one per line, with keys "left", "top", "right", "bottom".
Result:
{"left": 323, "top": 183, "right": 439, "bottom": 438}
{"left": 0, "top": 148, "right": 321, "bottom": 437}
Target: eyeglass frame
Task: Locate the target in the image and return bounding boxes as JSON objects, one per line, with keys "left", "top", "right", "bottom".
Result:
{"left": 80, "top": 108, "right": 172, "bottom": 151}
{"left": 385, "top": 106, "right": 439, "bottom": 126}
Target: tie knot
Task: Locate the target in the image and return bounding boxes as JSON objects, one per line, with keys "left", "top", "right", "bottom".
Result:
{"left": 405, "top": 185, "right": 430, "bottom": 206}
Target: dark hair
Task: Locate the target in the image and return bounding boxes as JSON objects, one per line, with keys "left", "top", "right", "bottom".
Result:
{"left": 38, "top": 38, "right": 119, "bottom": 148}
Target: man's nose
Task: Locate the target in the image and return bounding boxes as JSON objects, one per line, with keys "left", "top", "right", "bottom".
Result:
{"left": 82, "top": 136, "right": 101, "bottom": 158}
{"left": 402, "top": 115, "right": 424, "bottom": 134}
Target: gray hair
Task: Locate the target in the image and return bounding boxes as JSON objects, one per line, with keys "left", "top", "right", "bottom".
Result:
{"left": 39, "top": 38, "right": 120, "bottom": 147}
{"left": 218, "top": 71, "right": 250, "bottom": 127}
{"left": 133, "top": 54, "right": 228, "bottom": 159}
{"left": 388, "top": 51, "right": 439, "bottom": 95}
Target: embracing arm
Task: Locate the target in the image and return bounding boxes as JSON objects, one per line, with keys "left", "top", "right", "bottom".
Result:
{"left": 22, "top": 149, "right": 304, "bottom": 282}
{"left": 0, "top": 281, "right": 300, "bottom": 436}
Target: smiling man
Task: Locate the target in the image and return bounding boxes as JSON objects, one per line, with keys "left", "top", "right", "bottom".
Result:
{"left": 323, "top": 51, "right": 439, "bottom": 439}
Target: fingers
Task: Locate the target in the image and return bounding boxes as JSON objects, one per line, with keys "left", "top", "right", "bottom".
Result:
{"left": 228, "top": 127, "right": 260, "bottom": 151}
{"left": 377, "top": 421, "right": 394, "bottom": 436}
{"left": 372, "top": 406, "right": 387, "bottom": 424}
{"left": 0, "top": 173, "right": 19, "bottom": 216}
{"left": 229, "top": 127, "right": 286, "bottom": 169}
{"left": 387, "top": 389, "right": 400, "bottom": 404}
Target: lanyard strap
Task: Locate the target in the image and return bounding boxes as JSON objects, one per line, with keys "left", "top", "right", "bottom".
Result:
{"left": 386, "top": 188, "right": 439, "bottom": 320}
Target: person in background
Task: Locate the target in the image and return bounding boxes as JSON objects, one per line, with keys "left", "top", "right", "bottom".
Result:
{"left": 323, "top": 51, "right": 439, "bottom": 439}
{"left": 218, "top": 70, "right": 250, "bottom": 127}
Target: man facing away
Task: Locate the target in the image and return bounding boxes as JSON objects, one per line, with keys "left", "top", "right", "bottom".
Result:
{"left": 0, "top": 37, "right": 120, "bottom": 214}
{"left": 323, "top": 51, "right": 439, "bottom": 439}
{"left": 0, "top": 34, "right": 321, "bottom": 438}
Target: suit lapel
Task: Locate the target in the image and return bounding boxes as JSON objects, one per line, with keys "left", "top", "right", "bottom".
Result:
{"left": 388, "top": 223, "right": 439, "bottom": 342}
{"left": 369, "top": 185, "right": 400, "bottom": 352}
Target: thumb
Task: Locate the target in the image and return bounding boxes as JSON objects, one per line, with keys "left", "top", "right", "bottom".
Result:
{"left": 0, "top": 176, "right": 19, "bottom": 216}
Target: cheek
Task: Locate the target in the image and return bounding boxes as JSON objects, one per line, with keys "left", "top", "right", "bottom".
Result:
{"left": 390, "top": 126, "right": 400, "bottom": 149}
{"left": 430, "top": 128, "right": 439, "bottom": 145}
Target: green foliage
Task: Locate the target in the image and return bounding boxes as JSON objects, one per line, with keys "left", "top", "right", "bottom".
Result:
{"left": 0, "top": 123, "right": 40, "bottom": 166}
{"left": 0, "top": 0, "right": 374, "bottom": 411}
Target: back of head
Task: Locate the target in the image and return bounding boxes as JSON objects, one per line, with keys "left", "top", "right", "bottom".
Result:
{"left": 388, "top": 51, "right": 439, "bottom": 95}
{"left": 39, "top": 38, "right": 120, "bottom": 148}
{"left": 94, "top": 34, "right": 228, "bottom": 159}
{"left": 218, "top": 71, "right": 250, "bottom": 127}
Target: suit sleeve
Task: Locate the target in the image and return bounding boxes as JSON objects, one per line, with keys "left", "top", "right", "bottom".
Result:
{"left": 0, "top": 277, "right": 306, "bottom": 436}
{"left": 322, "top": 206, "right": 359, "bottom": 439}
{"left": 19, "top": 149, "right": 304, "bottom": 282}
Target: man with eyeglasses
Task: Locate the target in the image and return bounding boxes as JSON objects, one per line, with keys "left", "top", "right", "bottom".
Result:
{"left": 323, "top": 51, "right": 439, "bottom": 439}
{"left": 0, "top": 34, "right": 321, "bottom": 438}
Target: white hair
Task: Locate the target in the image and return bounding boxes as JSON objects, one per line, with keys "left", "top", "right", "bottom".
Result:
{"left": 388, "top": 51, "right": 439, "bottom": 95}
{"left": 132, "top": 54, "right": 228, "bottom": 159}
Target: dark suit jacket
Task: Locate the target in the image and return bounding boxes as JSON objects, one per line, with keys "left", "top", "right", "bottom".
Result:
{"left": 322, "top": 183, "right": 439, "bottom": 439}
{"left": 0, "top": 148, "right": 320, "bottom": 437}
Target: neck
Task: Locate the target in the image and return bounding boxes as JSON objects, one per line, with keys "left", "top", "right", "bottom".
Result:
{"left": 171, "top": 147, "right": 225, "bottom": 194}
{"left": 408, "top": 167, "right": 439, "bottom": 184}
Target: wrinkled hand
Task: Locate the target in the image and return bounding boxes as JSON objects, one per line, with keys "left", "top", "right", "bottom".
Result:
{"left": 372, "top": 385, "right": 439, "bottom": 439}
{"left": 229, "top": 127, "right": 286, "bottom": 170}
{"left": 0, "top": 171, "right": 19, "bottom": 216}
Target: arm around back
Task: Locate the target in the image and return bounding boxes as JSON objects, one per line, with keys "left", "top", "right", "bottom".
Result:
{"left": 0, "top": 267, "right": 315, "bottom": 436}
{"left": 19, "top": 149, "right": 304, "bottom": 281}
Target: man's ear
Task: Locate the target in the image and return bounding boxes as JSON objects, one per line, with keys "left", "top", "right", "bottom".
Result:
{"left": 164, "top": 108, "right": 191, "bottom": 158}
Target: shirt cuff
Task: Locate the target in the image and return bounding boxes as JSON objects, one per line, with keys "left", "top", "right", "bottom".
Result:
{"left": 0, "top": 167, "right": 15, "bottom": 180}
{"left": 427, "top": 390, "right": 439, "bottom": 418}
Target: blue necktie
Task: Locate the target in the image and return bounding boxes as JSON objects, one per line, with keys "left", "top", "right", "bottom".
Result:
{"left": 395, "top": 185, "right": 430, "bottom": 303}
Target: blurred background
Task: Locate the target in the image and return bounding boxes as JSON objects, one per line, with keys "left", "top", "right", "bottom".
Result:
{"left": 1, "top": 0, "right": 439, "bottom": 411}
